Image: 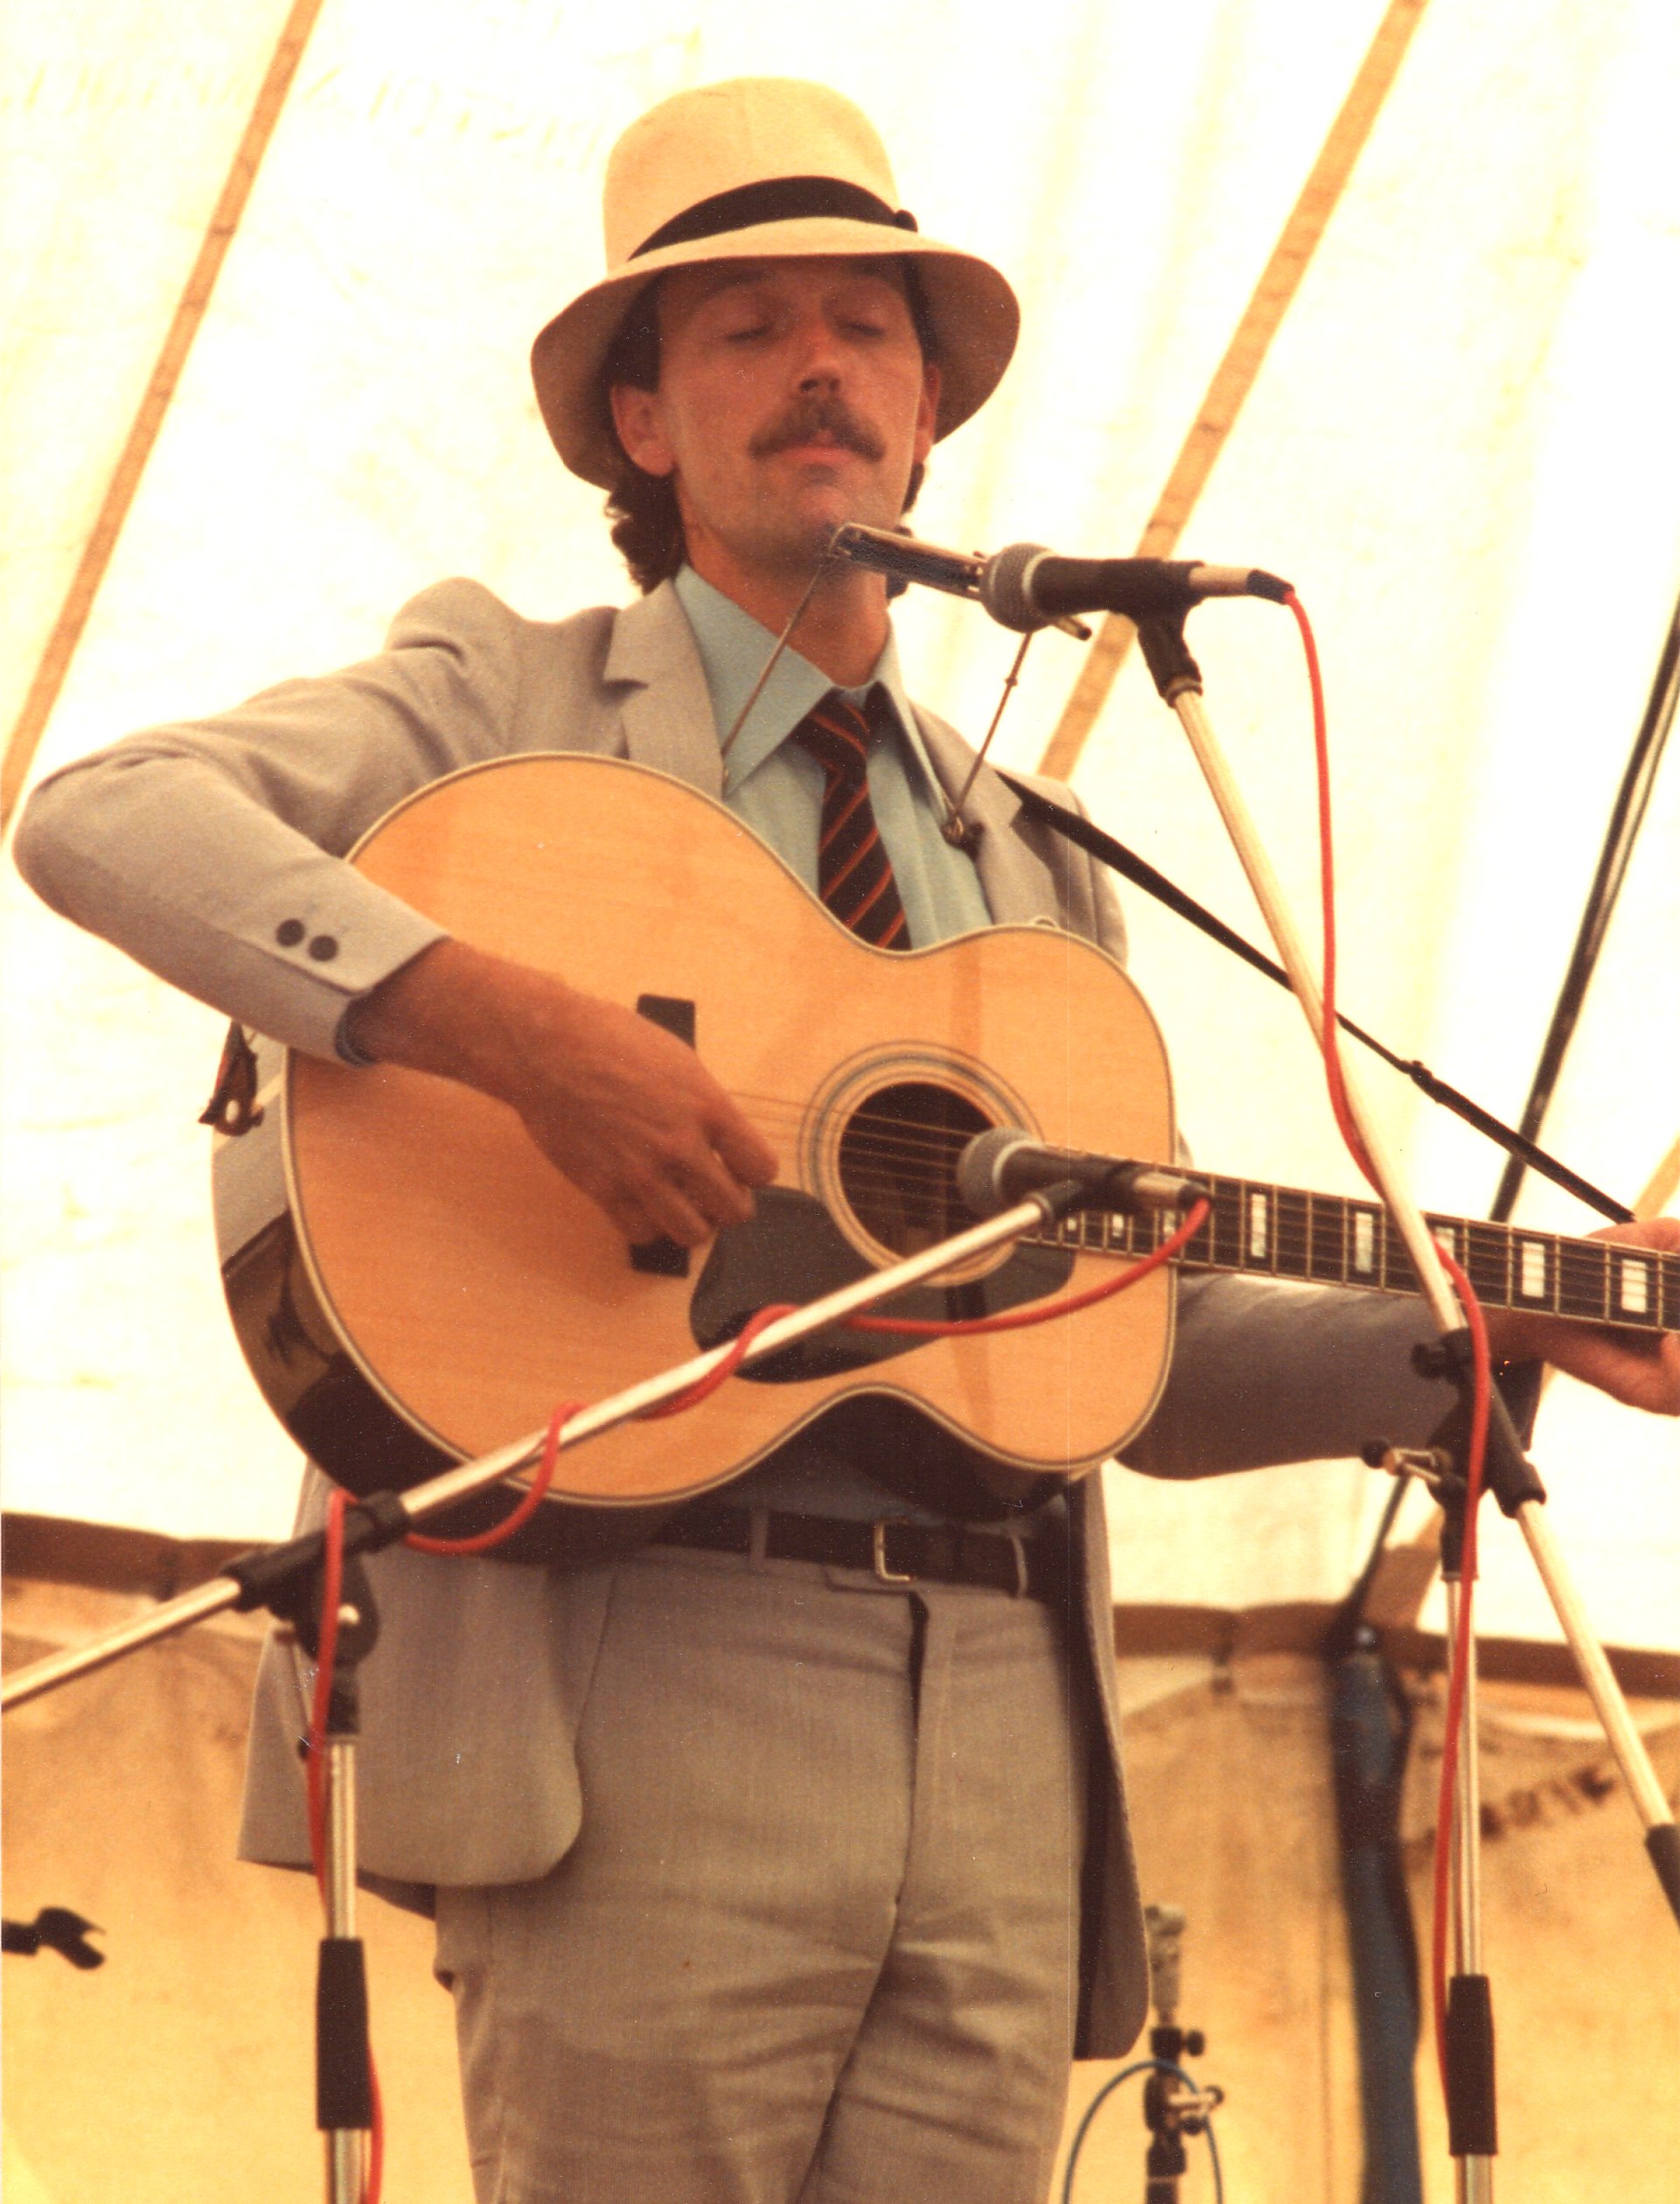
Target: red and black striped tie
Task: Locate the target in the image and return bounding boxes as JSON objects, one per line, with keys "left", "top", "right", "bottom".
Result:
{"left": 792, "top": 692, "right": 910, "bottom": 949}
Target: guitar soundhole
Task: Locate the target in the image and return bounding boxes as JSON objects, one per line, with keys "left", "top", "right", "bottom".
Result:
{"left": 836, "top": 1082, "right": 992, "bottom": 1257}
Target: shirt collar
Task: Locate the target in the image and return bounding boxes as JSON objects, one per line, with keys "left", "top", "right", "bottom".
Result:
{"left": 672, "top": 563, "right": 937, "bottom": 798}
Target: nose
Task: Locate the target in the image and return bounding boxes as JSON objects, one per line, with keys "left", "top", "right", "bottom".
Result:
{"left": 791, "top": 308, "right": 846, "bottom": 393}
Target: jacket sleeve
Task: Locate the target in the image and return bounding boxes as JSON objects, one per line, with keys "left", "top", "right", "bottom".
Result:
{"left": 13, "top": 579, "right": 533, "bottom": 1060}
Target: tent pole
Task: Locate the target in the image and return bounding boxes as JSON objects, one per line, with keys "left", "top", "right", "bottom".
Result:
{"left": 0, "top": 0, "right": 329, "bottom": 831}
{"left": 1036, "top": 0, "right": 1430, "bottom": 781}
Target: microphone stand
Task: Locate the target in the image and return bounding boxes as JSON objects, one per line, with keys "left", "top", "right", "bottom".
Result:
{"left": 1, "top": 1190, "right": 1063, "bottom": 1715}
{"left": 2, "top": 1192, "right": 1074, "bottom": 2197}
{"left": 1128, "top": 610, "right": 1680, "bottom": 2201}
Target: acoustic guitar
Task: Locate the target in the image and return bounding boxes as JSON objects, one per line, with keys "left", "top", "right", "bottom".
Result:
{"left": 210, "top": 754, "right": 1677, "bottom": 1510}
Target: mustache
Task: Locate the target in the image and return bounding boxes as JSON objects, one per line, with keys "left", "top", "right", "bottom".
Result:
{"left": 749, "top": 396, "right": 886, "bottom": 463}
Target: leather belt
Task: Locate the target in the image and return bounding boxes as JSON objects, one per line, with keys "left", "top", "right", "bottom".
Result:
{"left": 652, "top": 1503, "right": 1069, "bottom": 1605}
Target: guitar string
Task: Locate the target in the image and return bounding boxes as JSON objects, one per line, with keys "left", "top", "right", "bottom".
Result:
{"left": 735, "top": 1147, "right": 1670, "bottom": 1300}
{"left": 722, "top": 1101, "right": 1677, "bottom": 1255}
{"left": 730, "top": 1101, "right": 1675, "bottom": 1243}
{"left": 694, "top": 1132, "right": 1672, "bottom": 1309}
{"left": 597, "top": 1076, "right": 1672, "bottom": 1306}
{"left": 722, "top": 1093, "right": 1680, "bottom": 1267}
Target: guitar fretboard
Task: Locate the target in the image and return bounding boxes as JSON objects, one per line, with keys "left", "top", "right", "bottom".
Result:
{"left": 1032, "top": 1173, "right": 1679, "bottom": 1331}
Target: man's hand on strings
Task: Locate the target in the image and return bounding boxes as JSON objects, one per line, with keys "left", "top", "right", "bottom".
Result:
{"left": 1481, "top": 1215, "right": 1680, "bottom": 1416}
{"left": 345, "top": 938, "right": 777, "bottom": 1247}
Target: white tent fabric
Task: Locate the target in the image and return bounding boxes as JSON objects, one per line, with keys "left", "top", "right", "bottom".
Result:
{"left": 3, "top": 2, "right": 1677, "bottom": 1645}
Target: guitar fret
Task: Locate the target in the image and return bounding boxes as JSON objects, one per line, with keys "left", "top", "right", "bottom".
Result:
{"left": 1512, "top": 1233, "right": 1558, "bottom": 1313}
{"left": 1310, "top": 1197, "right": 1344, "bottom": 1283}
{"left": 1208, "top": 1179, "right": 1244, "bottom": 1273}
{"left": 1557, "top": 1238, "right": 1607, "bottom": 1322}
{"left": 1609, "top": 1248, "right": 1661, "bottom": 1329}
{"left": 1349, "top": 1203, "right": 1382, "bottom": 1287}
{"left": 1222, "top": 1177, "right": 1274, "bottom": 1276}
{"left": 1274, "top": 1187, "right": 1310, "bottom": 1279}
{"left": 1245, "top": 1184, "right": 1277, "bottom": 1272}
{"left": 1183, "top": 1197, "right": 1216, "bottom": 1268}
{"left": 1021, "top": 1166, "right": 1679, "bottom": 1348}
{"left": 1460, "top": 1219, "right": 1512, "bottom": 1308}
{"left": 1384, "top": 1224, "right": 1421, "bottom": 1298}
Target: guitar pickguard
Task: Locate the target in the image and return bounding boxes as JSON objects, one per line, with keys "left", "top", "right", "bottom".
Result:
{"left": 689, "top": 1186, "right": 1074, "bottom": 1378}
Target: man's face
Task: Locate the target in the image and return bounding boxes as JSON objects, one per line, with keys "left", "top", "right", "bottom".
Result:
{"left": 610, "top": 256, "right": 941, "bottom": 588}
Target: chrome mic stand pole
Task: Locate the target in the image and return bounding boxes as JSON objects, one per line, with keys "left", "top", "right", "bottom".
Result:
{"left": 299, "top": 1567, "right": 379, "bottom": 2204}
{"left": 3, "top": 1190, "right": 1071, "bottom": 1712}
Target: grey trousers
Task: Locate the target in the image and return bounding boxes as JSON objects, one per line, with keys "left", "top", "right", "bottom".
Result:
{"left": 432, "top": 1539, "right": 1089, "bottom": 2204}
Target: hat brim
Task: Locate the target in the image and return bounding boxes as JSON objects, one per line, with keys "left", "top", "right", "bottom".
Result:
{"left": 531, "top": 215, "right": 1019, "bottom": 489}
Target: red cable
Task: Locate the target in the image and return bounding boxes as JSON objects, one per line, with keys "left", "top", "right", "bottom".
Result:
{"left": 1288, "top": 590, "right": 1377, "bottom": 1189}
{"left": 847, "top": 1199, "right": 1209, "bottom": 1335}
{"left": 1289, "top": 589, "right": 1495, "bottom": 2107}
{"left": 404, "top": 1398, "right": 579, "bottom": 1555}
{"left": 638, "top": 1303, "right": 798, "bottom": 1418}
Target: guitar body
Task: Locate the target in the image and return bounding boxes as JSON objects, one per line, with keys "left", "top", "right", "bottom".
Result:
{"left": 212, "top": 754, "right": 1177, "bottom": 1506}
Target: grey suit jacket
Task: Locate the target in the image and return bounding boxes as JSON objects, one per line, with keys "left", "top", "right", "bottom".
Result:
{"left": 17, "top": 576, "right": 1448, "bottom": 2055}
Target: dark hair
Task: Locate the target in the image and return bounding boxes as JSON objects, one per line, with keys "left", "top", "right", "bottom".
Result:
{"left": 601, "top": 266, "right": 937, "bottom": 595}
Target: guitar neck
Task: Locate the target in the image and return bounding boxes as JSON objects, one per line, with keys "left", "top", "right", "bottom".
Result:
{"left": 1037, "top": 1173, "right": 1678, "bottom": 1334}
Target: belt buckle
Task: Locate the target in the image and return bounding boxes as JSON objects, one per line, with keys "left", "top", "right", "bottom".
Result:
{"left": 871, "top": 1518, "right": 917, "bottom": 1585}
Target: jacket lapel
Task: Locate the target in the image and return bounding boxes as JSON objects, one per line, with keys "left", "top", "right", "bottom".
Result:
{"left": 603, "top": 582, "right": 725, "bottom": 798}
{"left": 602, "top": 591, "right": 1070, "bottom": 928}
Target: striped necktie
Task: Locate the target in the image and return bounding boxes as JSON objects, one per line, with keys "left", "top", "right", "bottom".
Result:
{"left": 792, "top": 691, "right": 910, "bottom": 949}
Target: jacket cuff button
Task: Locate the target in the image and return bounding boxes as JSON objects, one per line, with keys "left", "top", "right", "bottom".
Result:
{"left": 275, "top": 918, "right": 305, "bottom": 946}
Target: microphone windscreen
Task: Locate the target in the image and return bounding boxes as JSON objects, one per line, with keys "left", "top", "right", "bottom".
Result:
{"left": 979, "top": 543, "right": 1052, "bottom": 633}
{"left": 956, "top": 1126, "right": 1032, "bottom": 1217}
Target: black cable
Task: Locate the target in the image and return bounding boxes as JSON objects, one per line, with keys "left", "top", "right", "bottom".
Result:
{"left": 1000, "top": 772, "right": 1632, "bottom": 1223}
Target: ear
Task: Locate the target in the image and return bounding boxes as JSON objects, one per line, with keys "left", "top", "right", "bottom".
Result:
{"left": 610, "top": 383, "right": 676, "bottom": 478}
{"left": 913, "top": 359, "right": 943, "bottom": 464}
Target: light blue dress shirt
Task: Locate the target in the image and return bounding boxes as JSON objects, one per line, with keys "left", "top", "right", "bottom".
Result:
{"left": 670, "top": 566, "right": 1004, "bottom": 1522}
{"left": 673, "top": 565, "right": 993, "bottom": 947}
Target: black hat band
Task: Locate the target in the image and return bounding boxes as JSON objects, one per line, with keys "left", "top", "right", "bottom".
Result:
{"left": 631, "top": 176, "right": 920, "bottom": 261}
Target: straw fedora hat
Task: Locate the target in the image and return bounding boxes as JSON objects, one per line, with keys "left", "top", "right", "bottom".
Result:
{"left": 532, "top": 78, "right": 1020, "bottom": 488}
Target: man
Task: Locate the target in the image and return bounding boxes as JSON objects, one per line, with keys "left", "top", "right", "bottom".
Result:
{"left": 16, "top": 76, "right": 1677, "bottom": 2204}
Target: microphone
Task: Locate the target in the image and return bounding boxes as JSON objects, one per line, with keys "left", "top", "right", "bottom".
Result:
{"left": 957, "top": 1128, "right": 1209, "bottom": 1219}
{"left": 826, "top": 524, "right": 1094, "bottom": 638}
{"left": 826, "top": 522, "right": 982, "bottom": 600}
{"left": 980, "top": 542, "right": 1293, "bottom": 631}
